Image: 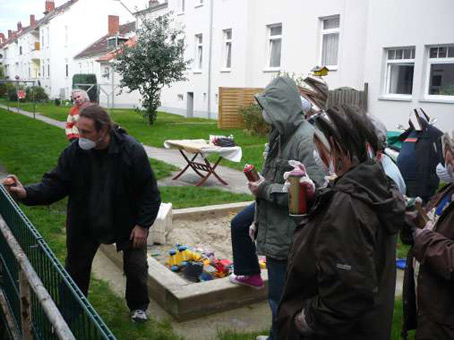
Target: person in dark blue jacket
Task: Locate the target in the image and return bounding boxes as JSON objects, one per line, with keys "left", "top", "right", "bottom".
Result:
{"left": 397, "top": 109, "right": 443, "bottom": 203}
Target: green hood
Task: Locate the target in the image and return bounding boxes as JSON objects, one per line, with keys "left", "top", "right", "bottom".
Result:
{"left": 255, "top": 76, "right": 305, "bottom": 138}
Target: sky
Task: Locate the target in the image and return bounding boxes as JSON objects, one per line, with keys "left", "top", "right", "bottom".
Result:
{"left": 0, "top": 0, "right": 147, "bottom": 35}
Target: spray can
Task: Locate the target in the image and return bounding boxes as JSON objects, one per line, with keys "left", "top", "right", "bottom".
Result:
{"left": 168, "top": 249, "right": 178, "bottom": 268}
{"left": 288, "top": 170, "right": 307, "bottom": 216}
{"left": 244, "top": 164, "right": 260, "bottom": 182}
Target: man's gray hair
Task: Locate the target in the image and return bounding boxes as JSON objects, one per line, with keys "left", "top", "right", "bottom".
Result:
{"left": 71, "top": 89, "right": 89, "bottom": 101}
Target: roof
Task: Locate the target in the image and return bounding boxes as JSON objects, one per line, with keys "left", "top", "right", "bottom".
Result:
{"left": 96, "top": 36, "right": 136, "bottom": 62}
{"left": 0, "top": 0, "right": 78, "bottom": 49}
{"left": 74, "top": 22, "right": 136, "bottom": 60}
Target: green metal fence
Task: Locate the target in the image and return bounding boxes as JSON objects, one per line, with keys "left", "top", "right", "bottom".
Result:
{"left": 0, "top": 185, "right": 116, "bottom": 339}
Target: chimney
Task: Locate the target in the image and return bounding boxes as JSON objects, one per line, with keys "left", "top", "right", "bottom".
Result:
{"left": 8, "top": 30, "right": 12, "bottom": 40}
{"left": 17, "top": 22, "right": 22, "bottom": 31}
{"left": 30, "top": 15, "right": 36, "bottom": 28}
{"left": 44, "top": 0, "right": 55, "bottom": 14}
{"left": 108, "top": 15, "right": 120, "bottom": 36}
{"left": 0, "top": 33, "right": 5, "bottom": 44}
{"left": 149, "top": 0, "right": 159, "bottom": 7}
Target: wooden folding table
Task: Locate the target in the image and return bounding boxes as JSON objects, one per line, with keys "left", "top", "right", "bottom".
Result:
{"left": 163, "top": 139, "right": 242, "bottom": 187}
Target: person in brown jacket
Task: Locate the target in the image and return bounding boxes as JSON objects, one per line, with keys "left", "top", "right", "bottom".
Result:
{"left": 277, "top": 105, "right": 406, "bottom": 340}
{"left": 402, "top": 130, "right": 454, "bottom": 339}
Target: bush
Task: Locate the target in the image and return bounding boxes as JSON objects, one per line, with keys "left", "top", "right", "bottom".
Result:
{"left": 1, "top": 82, "right": 16, "bottom": 99}
{"left": 26, "top": 86, "right": 49, "bottom": 102}
{"left": 239, "top": 103, "right": 270, "bottom": 136}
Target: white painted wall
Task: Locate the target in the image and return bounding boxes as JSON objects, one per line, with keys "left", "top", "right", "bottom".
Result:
{"left": 364, "top": 0, "right": 454, "bottom": 131}
{"left": 156, "top": 0, "right": 370, "bottom": 119}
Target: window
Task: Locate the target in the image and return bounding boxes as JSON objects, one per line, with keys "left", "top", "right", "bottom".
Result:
{"left": 47, "top": 64, "right": 50, "bottom": 78}
{"left": 66, "top": 64, "right": 69, "bottom": 77}
{"left": 42, "top": 61, "right": 45, "bottom": 77}
{"left": 426, "top": 45, "right": 454, "bottom": 97}
{"left": 267, "top": 24, "right": 282, "bottom": 69}
{"left": 195, "top": 0, "right": 203, "bottom": 6}
{"left": 384, "top": 47, "right": 415, "bottom": 96}
{"left": 223, "top": 29, "right": 232, "bottom": 69}
{"left": 19, "top": 46, "right": 22, "bottom": 55}
{"left": 195, "top": 34, "right": 203, "bottom": 70}
{"left": 320, "top": 16, "right": 340, "bottom": 68}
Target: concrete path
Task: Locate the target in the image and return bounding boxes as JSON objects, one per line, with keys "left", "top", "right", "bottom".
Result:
{"left": 0, "top": 104, "right": 250, "bottom": 194}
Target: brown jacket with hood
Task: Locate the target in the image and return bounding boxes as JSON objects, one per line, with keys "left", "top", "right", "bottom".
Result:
{"left": 277, "top": 160, "right": 406, "bottom": 340}
{"left": 402, "top": 184, "right": 454, "bottom": 339}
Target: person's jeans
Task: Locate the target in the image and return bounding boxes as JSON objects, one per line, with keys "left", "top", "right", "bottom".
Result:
{"left": 267, "top": 257, "right": 288, "bottom": 340}
{"left": 230, "top": 203, "right": 261, "bottom": 275}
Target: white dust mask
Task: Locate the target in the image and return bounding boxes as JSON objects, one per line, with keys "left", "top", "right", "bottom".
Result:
{"left": 78, "top": 138, "right": 97, "bottom": 150}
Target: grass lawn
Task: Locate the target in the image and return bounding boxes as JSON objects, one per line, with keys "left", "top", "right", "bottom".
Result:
{"left": 0, "top": 106, "right": 411, "bottom": 340}
{"left": 0, "top": 107, "right": 252, "bottom": 339}
{"left": 0, "top": 99, "right": 268, "bottom": 171}
{"left": 0, "top": 98, "right": 70, "bottom": 121}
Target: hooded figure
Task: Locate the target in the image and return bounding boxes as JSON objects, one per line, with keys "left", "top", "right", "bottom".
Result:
{"left": 254, "top": 77, "right": 325, "bottom": 258}
{"left": 252, "top": 76, "right": 325, "bottom": 339}
{"left": 277, "top": 106, "right": 406, "bottom": 340}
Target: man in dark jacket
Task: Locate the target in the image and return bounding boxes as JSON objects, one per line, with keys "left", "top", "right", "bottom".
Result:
{"left": 4, "top": 105, "right": 161, "bottom": 322}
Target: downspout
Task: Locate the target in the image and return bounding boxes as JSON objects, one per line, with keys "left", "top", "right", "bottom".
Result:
{"left": 207, "top": 0, "right": 214, "bottom": 119}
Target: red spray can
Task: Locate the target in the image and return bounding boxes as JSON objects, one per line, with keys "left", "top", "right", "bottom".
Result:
{"left": 244, "top": 164, "right": 260, "bottom": 182}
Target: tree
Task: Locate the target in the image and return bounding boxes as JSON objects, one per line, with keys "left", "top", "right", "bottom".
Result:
{"left": 114, "top": 13, "right": 189, "bottom": 124}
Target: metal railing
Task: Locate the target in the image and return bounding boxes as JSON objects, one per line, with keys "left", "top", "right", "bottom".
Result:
{"left": 0, "top": 185, "right": 116, "bottom": 340}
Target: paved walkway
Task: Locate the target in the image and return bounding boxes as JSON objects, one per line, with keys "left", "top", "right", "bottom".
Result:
{"left": 0, "top": 104, "right": 250, "bottom": 194}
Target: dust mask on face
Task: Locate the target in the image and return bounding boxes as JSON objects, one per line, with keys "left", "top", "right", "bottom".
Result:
{"left": 78, "top": 132, "right": 105, "bottom": 151}
{"left": 78, "top": 138, "right": 96, "bottom": 150}
{"left": 313, "top": 149, "right": 335, "bottom": 175}
{"left": 262, "top": 110, "right": 272, "bottom": 124}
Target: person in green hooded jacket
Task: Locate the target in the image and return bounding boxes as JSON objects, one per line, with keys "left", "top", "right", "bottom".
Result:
{"left": 229, "top": 76, "right": 325, "bottom": 340}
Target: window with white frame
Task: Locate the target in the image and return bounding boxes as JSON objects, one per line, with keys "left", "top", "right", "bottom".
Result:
{"left": 223, "top": 29, "right": 232, "bottom": 70}
{"left": 195, "top": 34, "right": 203, "bottom": 70}
{"left": 426, "top": 45, "right": 454, "bottom": 97}
{"left": 384, "top": 47, "right": 415, "bottom": 96}
{"left": 195, "top": 0, "right": 203, "bottom": 6}
{"left": 320, "top": 16, "right": 340, "bottom": 68}
{"left": 267, "top": 24, "right": 282, "bottom": 69}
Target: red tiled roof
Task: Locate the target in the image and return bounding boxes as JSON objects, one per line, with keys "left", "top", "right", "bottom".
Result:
{"left": 74, "top": 22, "right": 136, "bottom": 60}
{"left": 96, "top": 36, "right": 136, "bottom": 62}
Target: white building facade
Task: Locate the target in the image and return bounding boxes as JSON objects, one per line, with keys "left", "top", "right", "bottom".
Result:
{"left": 1, "top": 0, "right": 134, "bottom": 100}
{"left": 138, "top": 0, "right": 453, "bottom": 129}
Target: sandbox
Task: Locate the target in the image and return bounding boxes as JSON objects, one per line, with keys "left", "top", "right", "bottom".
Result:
{"left": 100, "top": 201, "right": 268, "bottom": 321}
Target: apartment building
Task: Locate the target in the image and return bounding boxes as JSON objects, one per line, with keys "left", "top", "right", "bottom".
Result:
{"left": 0, "top": 0, "right": 134, "bottom": 99}
{"left": 135, "top": 0, "right": 453, "bottom": 129}
{"left": 73, "top": 17, "right": 138, "bottom": 108}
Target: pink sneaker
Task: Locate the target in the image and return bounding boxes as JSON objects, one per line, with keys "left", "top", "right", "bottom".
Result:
{"left": 229, "top": 274, "right": 264, "bottom": 289}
